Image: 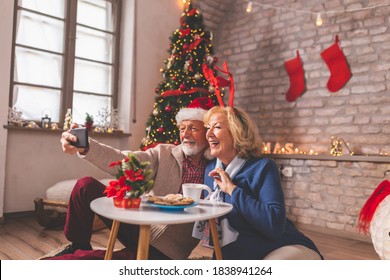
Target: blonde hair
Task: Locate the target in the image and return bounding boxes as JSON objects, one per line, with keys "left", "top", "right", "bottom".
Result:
{"left": 204, "top": 106, "right": 263, "bottom": 158}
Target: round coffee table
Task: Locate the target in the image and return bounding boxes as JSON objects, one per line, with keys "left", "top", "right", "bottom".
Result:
{"left": 90, "top": 197, "right": 233, "bottom": 260}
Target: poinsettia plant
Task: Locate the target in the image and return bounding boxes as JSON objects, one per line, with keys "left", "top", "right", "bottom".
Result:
{"left": 104, "top": 153, "right": 154, "bottom": 199}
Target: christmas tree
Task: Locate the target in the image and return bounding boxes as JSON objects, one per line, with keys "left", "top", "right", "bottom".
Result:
{"left": 140, "top": 1, "right": 223, "bottom": 150}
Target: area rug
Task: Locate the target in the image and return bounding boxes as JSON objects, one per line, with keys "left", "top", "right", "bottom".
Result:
{"left": 39, "top": 245, "right": 134, "bottom": 260}
{"left": 39, "top": 244, "right": 211, "bottom": 260}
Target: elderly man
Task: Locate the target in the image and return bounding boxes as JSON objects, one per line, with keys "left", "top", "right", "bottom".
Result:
{"left": 54, "top": 97, "right": 214, "bottom": 259}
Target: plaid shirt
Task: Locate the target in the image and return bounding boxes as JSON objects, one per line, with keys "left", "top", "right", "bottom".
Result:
{"left": 178, "top": 155, "right": 207, "bottom": 194}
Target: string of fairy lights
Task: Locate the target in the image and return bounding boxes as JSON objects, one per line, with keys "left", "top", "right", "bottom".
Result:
{"left": 245, "top": 1, "right": 390, "bottom": 26}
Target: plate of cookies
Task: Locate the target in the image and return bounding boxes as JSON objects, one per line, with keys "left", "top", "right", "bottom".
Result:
{"left": 146, "top": 194, "right": 197, "bottom": 211}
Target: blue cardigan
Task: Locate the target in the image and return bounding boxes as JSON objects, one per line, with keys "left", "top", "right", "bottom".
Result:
{"left": 204, "top": 157, "right": 323, "bottom": 260}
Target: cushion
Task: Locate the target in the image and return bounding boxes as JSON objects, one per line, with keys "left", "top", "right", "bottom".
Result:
{"left": 45, "top": 178, "right": 111, "bottom": 212}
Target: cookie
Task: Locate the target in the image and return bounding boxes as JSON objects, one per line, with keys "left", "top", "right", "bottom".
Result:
{"left": 148, "top": 194, "right": 194, "bottom": 206}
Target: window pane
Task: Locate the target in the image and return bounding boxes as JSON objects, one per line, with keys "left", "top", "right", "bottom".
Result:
{"left": 13, "top": 85, "right": 61, "bottom": 122}
{"left": 72, "top": 93, "right": 112, "bottom": 124}
{"left": 16, "top": 10, "right": 64, "bottom": 53}
{"left": 75, "top": 25, "right": 113, "bottom": 63}
{"left": 77, "top": 0, "right": 113, "bottom": 31}
{"left": 74, "top": 59, "right": 111, "bottom": 95}
{"left": 19, "top": 0, "right": 65, "bottom": 19}
{"left": 15, "top": 46, "right": 62, "bottom": 88}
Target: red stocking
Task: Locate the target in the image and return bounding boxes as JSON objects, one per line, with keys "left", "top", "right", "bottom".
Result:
{"left": 321, "top": 35, "right": 352, "bottom": 92}
{"left": 284, "top": 50, "right": 305, "bottom": 102}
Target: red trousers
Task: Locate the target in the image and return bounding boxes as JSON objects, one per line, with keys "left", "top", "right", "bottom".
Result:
{"left": 64, "top": 176, "right": 169, "bottom": 259}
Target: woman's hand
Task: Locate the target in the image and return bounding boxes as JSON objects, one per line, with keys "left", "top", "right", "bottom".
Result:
{"left": 60, "top": 123, "right": 86, "bottom": 155}
{"left": 209, "top": 168, "right": 236, "bottom": 195}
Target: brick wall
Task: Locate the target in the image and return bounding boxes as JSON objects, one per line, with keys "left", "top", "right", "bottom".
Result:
{"left": 274, "top": 157, "right": 389, "bottom": 236}
{"left": 196, "top": 0, "right": 390, "bottom": 239}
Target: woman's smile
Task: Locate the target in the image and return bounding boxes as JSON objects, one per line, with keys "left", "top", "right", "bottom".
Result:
{"left": 206, "top": 113, "right": 237, "bottom": 165}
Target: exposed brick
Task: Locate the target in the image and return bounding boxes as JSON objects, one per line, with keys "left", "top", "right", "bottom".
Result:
{"left": 197, "top": 0, "right": 389, "bottom": 239}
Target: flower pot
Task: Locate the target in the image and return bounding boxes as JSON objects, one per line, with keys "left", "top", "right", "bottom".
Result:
{"left": 85, "top": 123, "right": 93, "bottom": 132}
{"left": 112, "top": 197, "right": 141, "bottom": 209}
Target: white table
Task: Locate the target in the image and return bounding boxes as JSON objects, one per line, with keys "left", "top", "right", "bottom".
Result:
{"left": 90, "top": 197, "right": 233, "bottom": 260}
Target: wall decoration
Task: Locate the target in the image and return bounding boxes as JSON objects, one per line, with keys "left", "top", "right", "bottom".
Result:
{"left": 7, "top": 107, "right": 23, "bottom": 126}
{"left": 284, "top": 50, "right": 306, "bottom": 102}
{"left": 330, "top": 136, "right": 353, "bottom": 156}
{"left": 97, "top": 107, "right": 119, "bottom": 133}
{"left": 321, "top": 35, "right": 352, "bottom": 92}
{"left": 41, "top": 114, "right": 51, "bottom": 129}
{"left": 262, "top": 142, "right": 318, "bottom": 155}
{"left": 63, "top": 108, "right": 72, "bottom": 130}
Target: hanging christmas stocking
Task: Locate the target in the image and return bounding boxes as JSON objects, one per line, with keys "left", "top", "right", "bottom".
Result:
{"left": 284, "top": 50, "right": 306, "bottom": 102}
{"left": 321, "top": 35, "right": 352, "bottom": 92}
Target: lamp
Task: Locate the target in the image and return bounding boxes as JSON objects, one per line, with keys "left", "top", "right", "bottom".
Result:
{"left": 315, "top": 12, "right": 323, "bottom": 26}
{"left": 246, "top": 2, "right": 253, "bottom": 13}
{"left": 41, "top": 114, "right": 51, "bottom": 129}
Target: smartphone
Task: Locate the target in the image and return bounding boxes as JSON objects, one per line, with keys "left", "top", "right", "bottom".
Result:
{"left": 69, "top": 128, "right": 89, "bottom": 148}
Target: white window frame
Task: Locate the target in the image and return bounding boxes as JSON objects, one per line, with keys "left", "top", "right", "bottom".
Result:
{"left": 9, "top": 0, "right": 122, "bottom": 127}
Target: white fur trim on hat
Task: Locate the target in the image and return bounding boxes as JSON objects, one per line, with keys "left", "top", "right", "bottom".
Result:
{"left": 175, "top": 107, "right": 207, "bottom": 124}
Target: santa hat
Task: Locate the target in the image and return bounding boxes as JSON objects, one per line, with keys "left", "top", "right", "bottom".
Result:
{"left": 358, "top": 180, "right": 390, "bottom": 234}
{"left": 175, "top": 97, "right": 214, "bottom": 124}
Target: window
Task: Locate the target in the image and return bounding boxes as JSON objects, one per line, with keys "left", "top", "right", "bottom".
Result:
{"left": 10, "top": 0, "right": 121, "bottom": 125}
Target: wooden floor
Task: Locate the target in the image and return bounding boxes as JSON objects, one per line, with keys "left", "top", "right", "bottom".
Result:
{"left": 0, "top": 213, "right": 380, "bottom": 260}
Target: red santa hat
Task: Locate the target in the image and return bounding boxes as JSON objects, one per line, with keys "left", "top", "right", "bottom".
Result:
{"left": 358, "top": 180, "right": 390, "bottom": 234}
{"left": 175, "top": 97, "right": 214, "bottom": 124}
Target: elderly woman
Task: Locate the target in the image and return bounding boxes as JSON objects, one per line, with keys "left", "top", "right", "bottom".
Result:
{"left": 200, "top": 106, "right": 323, "bottom": 260}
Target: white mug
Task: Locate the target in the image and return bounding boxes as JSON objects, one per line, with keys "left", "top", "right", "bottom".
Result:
{"left": 182, "top": 183, "right": 211, "bottom": 202}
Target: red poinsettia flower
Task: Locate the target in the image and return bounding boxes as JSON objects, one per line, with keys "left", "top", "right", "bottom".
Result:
{"left": 108, "top": 157, "right": 129, "bottom": 167}
{"left": 124, "top": 169, "right": 145, "bottom": 182}
{"left": 103, "top": 180, "right": 121, "bottom": 197}
{"left": 118, "top": 175, "right": 126, "bottom": 186}
{"left": 104, "top": 153, "right": 154, "bottom": 199}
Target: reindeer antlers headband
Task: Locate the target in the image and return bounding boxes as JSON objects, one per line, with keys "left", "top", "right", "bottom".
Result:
{"left": 202, "top": 61, "right": 235, "bottom": 107}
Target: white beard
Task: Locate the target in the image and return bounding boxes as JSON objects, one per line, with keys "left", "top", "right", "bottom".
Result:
{"left": 182, "top": 143, "right": 205, "bottom": 156}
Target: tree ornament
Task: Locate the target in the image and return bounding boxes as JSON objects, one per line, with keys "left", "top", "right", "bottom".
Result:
{"left": 284, "top": 50, "right": 306, "bottom": 102}
{"left": 157, "top": 127, "right": 164, "bottom": 133}
{"left": 208, "top": 85, "right": 215, "bottom": 93}
{"left": 184, "top": 60, "right": 190, "bottom": 72}
{"left": 194, "top": 73, "right": 201, "bottom": 80}
{"left": 165, "top": 105, "right": 172, "bottom": 113}
{"left": 141, "top": 136, "right": 150, "bottom": 146}
{"left": 206, "top": 55, "right": 214, "bottom": 65}
{"left": 179, "top": 84, "right": 187, "bottom": 91}
{"left": 183, "top": 43, "right": 189, "bottom": 51}
{"left": 321, "top": 35, "right": 352, "bottom": 92}
{"left": 155, "top": 87, "right": 159, "bottom": 94}
{"left": 174, "top": 141, "right": 179, "bottom": 145}
{"left": 142, "top": 127, "right": 152, "bottom": 145}
{"left": 167, "top": 56, "right": 174, "bottom": 69}
{"left": 153, "top": 109, "right": 158, "bottom": 116}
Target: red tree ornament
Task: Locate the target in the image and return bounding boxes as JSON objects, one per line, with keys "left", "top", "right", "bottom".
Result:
{"left": 179, "top": 84, "right": 187, "bottom": 91}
